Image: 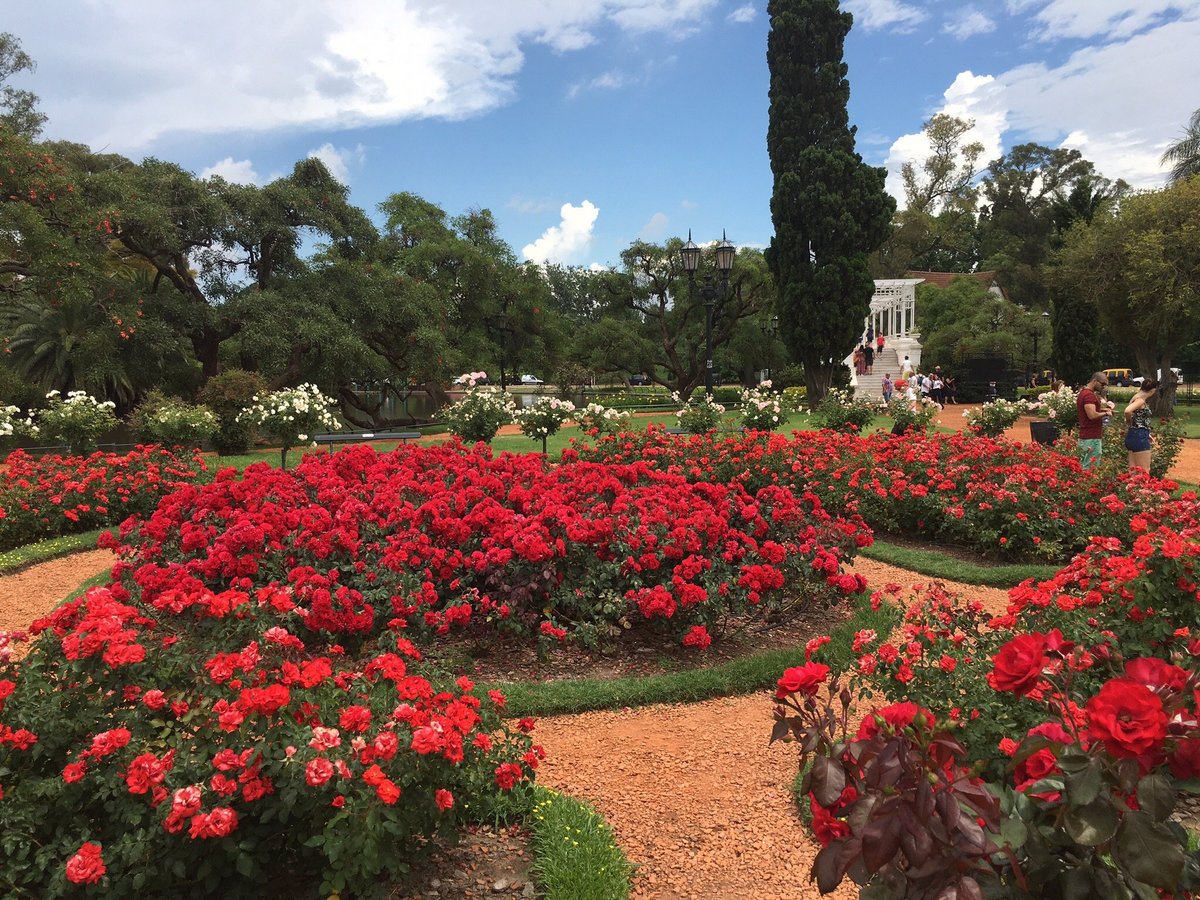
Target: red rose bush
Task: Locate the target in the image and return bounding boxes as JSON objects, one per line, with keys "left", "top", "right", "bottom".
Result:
{"left": 786, "top": 518, "right": 1200, "bottom": 896}
{"left": 0, "top": 445, "right": 208, "bottom": 551}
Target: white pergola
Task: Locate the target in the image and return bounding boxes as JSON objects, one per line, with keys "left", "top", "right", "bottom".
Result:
{"left": 868, "top": 278, "right": 923, "bottom": 339}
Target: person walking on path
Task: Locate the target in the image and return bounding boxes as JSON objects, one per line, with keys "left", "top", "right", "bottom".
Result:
{"left": 863, "top": 342, "right": 874, "bottom": 374}
{"left": 1077, "top": 371, "right": 1115, "bottom": 469}
{"left": 853, "top": 346, "right": 865, "bottom": 376}
{"left": 1123, "top": 378, "right": 1159, "bottom": 471}
{"left": 876, "top": 332, "right": 885, "bottom": 355}
{"left": 881, "top": 373, "right": 894, "bottom": 404}
{"left": 901, "top": 355, "right": 914, "bottom": 378}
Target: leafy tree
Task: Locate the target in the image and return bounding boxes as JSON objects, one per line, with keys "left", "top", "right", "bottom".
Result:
{"left": 916, "top": 280, "right": 1044, "bottom": 375}
{"left": 1054, "top": 177, "right": 1200, "bottom": 412}
{"left": 765, "top": 0, "right": 894, "bottom": 407}
{"left": 0, "top": 33, "right": 46, "bottom": 137}
{"left": 1162, "top": 107, "right": 1200, "bottom": 184}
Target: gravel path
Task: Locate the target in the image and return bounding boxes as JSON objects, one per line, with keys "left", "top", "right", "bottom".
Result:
{"left": 0, "top": 549, "right": 114, "bottom": 635}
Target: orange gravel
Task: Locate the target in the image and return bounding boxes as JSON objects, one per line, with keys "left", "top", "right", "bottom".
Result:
{"left": 0, "top": 549, "right": 114, "bottom": 635}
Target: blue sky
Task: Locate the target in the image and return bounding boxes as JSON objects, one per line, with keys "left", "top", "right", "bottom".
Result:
{"left": 7, "top": 1, "right": 1200, "bottom": 268}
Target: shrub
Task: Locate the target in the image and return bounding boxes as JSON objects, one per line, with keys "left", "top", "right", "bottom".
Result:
{"left": 129, "top": 392, "right": 218, "bottom": 448}
{"left": 672, "top": 392, "right": 725, "bottom": 434}
{"left": 711, "top": 386, "right": 741, "bottom": 405}
{"left": 514, "top": 396, "right": 576, "bottom": 452}
{"left": 576, "top": 402, "right": 632, "bottom": 437}
{"left": 812, "top": 388, "right": 875, "bottom": 433}
{"left": 1032, "top": 384, "right": 1078, "bottom": 431}
{"left": 739, "top": 382, "right": 784, "bottom": 432}
{"left": 443, "top": 375, "right": 514, "bottom": 443}
{"left": 886, "top": 397, "right": 938, "bottom": 434}
{"left": 199, "top": 370, "right": 269, "bottom": 456}
{"left": 239, "top": 384, "right": 341, "bottom": 468}
{"left": 780, "top": 385, "right": 807, "bottom": 412}
{"left": 32, "top": 390, "right": 118, "bottom": 455}
{"left": 962, "top": 397, "right": 1032, "bottom": 438}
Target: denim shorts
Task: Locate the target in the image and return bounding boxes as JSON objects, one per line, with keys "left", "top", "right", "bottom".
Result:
{"left": 1125, "top": 427, "right": 1151, "bottom": 452}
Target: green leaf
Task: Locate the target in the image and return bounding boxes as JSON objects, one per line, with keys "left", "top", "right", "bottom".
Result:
{"left": 1063, "top": 798, "right": 1119, "bottom": 846}
{"left": 1065, "top": 757, "right": 1103, "bottom": 806}
{"left": 1115, "top": 810, "right": 1185, "bottom": 888}
{"left": 1136, "top": 774, "right": 1174, "bottom": 823}
{"left": 1000, "top": 816, "right": 1028, "bottom": 850}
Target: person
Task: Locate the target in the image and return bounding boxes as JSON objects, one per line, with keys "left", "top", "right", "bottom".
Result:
{"left": 1076, "top": 371, "right": 1116, "bottom": 469}
{"left": 865, "top": 322, "right": 874, "bottom": 345}
{"left": 931, "top": 373, "right": 944, "bottom": 409}
{"left": 863, "top": 342, "right": 874, "bottom": 374}
{"left": 881, "top": 373, "right": 894, "bottom": 404}
{"left": 1123, "top": 378, "right": 1158, "bottom": 471}
{"left": 853, "top": 346, "right": 865, "bottom": 376}
{"left": 943, "top": 374, "right": 956, "bottom": 405}
{"left": 901, "top": 355, "right": 914, "bottom": 378}
{"left": 876, "top": 331, "right": 885, "bottom": 355}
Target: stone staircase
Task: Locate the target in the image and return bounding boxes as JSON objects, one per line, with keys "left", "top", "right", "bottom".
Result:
{"left": 852, "top": 347, "right": 905, "bottom": 402}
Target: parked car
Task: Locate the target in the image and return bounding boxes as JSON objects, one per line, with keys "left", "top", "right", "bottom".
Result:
{"left": 628, "top": 373, "right": 651, "bottom": 386}
{"left": 519, "top": 374, "right": 544, "bottom": 385}
{"left": 1132, "top": 368, "right": 1183, "bottom": 385}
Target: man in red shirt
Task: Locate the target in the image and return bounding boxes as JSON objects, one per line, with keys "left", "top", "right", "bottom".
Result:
{"left": 1077, "top": 372, "right": 1115, "bottom": 468}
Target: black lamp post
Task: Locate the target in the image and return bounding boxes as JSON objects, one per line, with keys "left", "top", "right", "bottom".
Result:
{"left": 765, "top": 315, "right": 780, "bottom": 382}
{"left": 1030, "top": 310, "right": 1050, "bottom": 380}
{"left": 680, "top": 230, "right": 736, "bottom": 396}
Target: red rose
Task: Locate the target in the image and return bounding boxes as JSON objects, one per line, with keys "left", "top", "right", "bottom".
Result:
{"left": 1170, "top": 738, "right": 1200, "bottom": 779}
{"left": 305, "top": 757, "right": 334, "bottom": 787}
{"left": 809, "top": 796, "right": 851, "bottom": 847}
{"left": 435, "top": 788, "right": 455, "bottom": 812}
{"left": 856, "top": 701, "right": 924, "bottom": 740}
{"left": 1086, "top": 677, "right": 1168, "bottom": 759}
{"left": 65, "top": 842, "right": 106, "bottom": 884}
{"left": 1124, "top": 658, "right": 1188, "bottom": 693}
{"left": 775, "top": 662, "right": 830, "bottom": 700}
{"left": 987, "top": 633, "right": 1048, "bottom": 696}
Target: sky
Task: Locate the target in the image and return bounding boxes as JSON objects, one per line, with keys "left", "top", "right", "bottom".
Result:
{"left": 6, "top": 0, "right": 1199, "bottom": 269}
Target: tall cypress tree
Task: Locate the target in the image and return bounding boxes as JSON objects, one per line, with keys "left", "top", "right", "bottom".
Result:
{"left": 765, "top": 0, "right": 894, "bottom": 406}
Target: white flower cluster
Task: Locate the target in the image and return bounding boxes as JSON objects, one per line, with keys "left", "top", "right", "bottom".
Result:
{"left": 0, "top": 404, "right": 21, "bottom": 438}
{"left": 738, "top": 381, "right": 783, "bottom": 432}
{"left": 50, "top": 390, "right": 117, "bottom": 412}
{"left": 1035, "top": 385, "right": 1078, "bottom": 427}
{"left": 578, "top": 402, "right": 633, "bottom": 436}
{"left": 148, "top": 404, "right": 218, "bottom": 430}
{"left": 515, "top": 396, "right": 576, "bottom": 441}
{"left": 443, "top": 386, "right": 516, "bottom": 443}
{"left": 239, "top": 384, "right": 340, "bottom": 449}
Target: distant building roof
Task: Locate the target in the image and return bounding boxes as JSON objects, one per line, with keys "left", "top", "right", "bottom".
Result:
{"left": 906, "top": 270, "right": 1006, "bottom": 298}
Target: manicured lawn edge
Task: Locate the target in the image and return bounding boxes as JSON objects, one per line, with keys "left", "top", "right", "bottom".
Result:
{"left": 861, "top": 538, "right": 1062, "bottom": 587}
{"left": 0, "top": 527, "right": 108, "bottom": 574}
{"left": 492, "top": 592, "right": 900, "bottom": 719}
{"left": 528, "top": 786, "right": 634, "bottom": 900}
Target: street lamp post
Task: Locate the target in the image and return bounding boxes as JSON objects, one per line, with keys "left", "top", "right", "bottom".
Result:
{"left": 680, "top": 230, "right": 736, "bottom": 397}
{"left": 765, "top": 315, "right": 779, "bottom": 382}
{"left": 1030, "top": 310, "right": 1051, "bottom": 382}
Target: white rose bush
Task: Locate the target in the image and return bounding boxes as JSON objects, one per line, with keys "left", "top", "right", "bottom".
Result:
{"left": 515, "top": 396, "right": 576, "bottom": 453}
{"left": 962, "top": 397, "right": 1033, "bottom": 438}
{"left": 1034, "top": 384, "right": 1078, "bottom": 432}
{"left": 673, "top": 391, "right": 725, "bottom": 434}
{"left": 444, "top": 373, "right": 515, "bottom": 443}
{"left": 738, "top": 381, "right": 784, "bottom": 432}
{"left": 239, "top": 383, "right": 340, "bottom": 467}
{"left": 33, "top": 390, "right": 118, "bottom": 455}
{"left": 130, "top": 393, "right": 219, "bottom": 448}
{"left": 578, "top": 402, "right": 633, "bottom": 437}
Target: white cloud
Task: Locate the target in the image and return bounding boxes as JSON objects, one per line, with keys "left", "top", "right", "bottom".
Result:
{"left": 680, "top": 199, "right": 698, "bottom": 209}
{"left": 639, "top": 212, "right": 670, "bottom": 240}
{"left": 507, "top": 196, "right": 555, "bottom": 214}
{"left": 727, "top": 4, "right": 756, "bottom": 24}
{"left": 1023, "top": 0, "right": 1199, "bottom": 41}
{"left": 844, "top": 0, "right": 927, "bottom": 31}
{"left": 884, "top": 9, "right": 1200, "bottom": 199}
{"left": 522, "top": 201, "right": 600, "bottom": 264}
{"left": 199, "top": 157, "right": 262, "bottom": 184}
{"left": 18, "top": 0, "right": 723, "bottom": 149}
{"left": 943, "top": 9, "right": 996, "bottom": 40}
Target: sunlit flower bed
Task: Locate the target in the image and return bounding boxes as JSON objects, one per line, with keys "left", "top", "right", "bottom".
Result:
{"left": 0, "top": 439, "right": 871, "bottom": 895}
{"left": 0, "top": 446, "right": 209, "bottom": 551}
{"left": 576, "top": 428, "right": 1188, "bottom": 560}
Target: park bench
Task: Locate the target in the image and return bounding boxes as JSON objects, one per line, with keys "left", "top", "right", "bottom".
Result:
{"left": 312, "top": 431, "right": 422, "bottom": 449}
